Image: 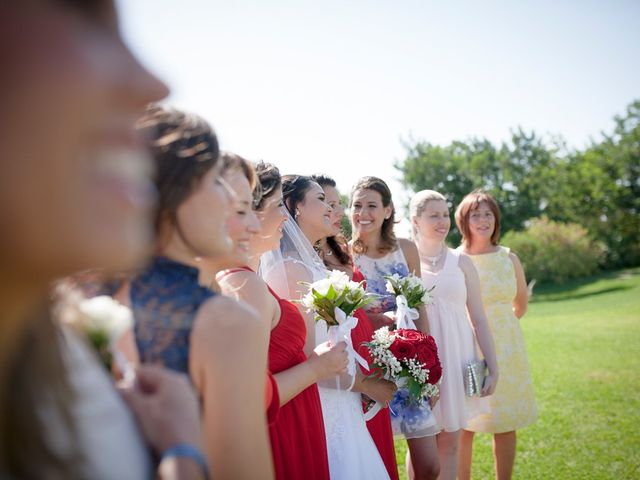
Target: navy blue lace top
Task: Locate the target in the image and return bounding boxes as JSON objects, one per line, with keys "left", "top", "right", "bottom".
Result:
{"left": 130, "top": 256, "right": 215, "bottom": 375}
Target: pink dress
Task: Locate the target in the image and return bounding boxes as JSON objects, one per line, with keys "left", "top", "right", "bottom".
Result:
{"left": 421, "top": 248, "right": 488, "bottom": 432}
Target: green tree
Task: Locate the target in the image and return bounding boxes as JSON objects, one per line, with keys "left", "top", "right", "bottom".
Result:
{"left": 396, "top": 129, "right": 557, "bottom": 245}
{"left": 397, "top": 99, "right": 640, "bottom": 269}
{"left": 545, "top": 100, "right": 640, "bottom": 267}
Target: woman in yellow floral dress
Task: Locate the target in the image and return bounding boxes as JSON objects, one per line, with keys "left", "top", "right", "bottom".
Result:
{"left": 455, "top": 190, "right": 537, "bottom": 480}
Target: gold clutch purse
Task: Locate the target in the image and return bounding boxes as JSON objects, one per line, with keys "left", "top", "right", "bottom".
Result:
{"left": 464, "top": 360, "right": 487, "bottom": 397}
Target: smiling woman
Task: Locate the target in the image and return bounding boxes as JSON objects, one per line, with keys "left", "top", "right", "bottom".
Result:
{"left": 0, "top": 0, "right": 170, "bottom": 477}
{"left": 130, "top": 107, "right": 275, "bottom": 479}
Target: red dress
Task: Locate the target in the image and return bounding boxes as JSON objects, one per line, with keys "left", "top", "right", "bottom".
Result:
{"left": 265, "top": 371, "right": 280, "bottom": 425}
{"left": 221, "top": 267, "right": 330, "bottom": 480}
{"left": 267, "top": 283, "right": 330, "bottom": 479}
{"left": 352, "top": 268, "right": 400, "bottom": 480}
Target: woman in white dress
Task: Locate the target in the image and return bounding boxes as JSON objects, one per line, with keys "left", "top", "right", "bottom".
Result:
{"left": 261, "top": 175, "right": 390, "bottom": 479}
{"left": 409, "top": 190, "right": 499, "bottom": 480}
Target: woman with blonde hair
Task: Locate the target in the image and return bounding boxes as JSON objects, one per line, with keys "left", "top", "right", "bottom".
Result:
{"left": 410, "top": 189, "right": 498, "bottom": 480}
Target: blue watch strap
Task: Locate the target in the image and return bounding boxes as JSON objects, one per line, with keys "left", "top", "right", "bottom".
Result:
{"left": 161, "top": 443, "right": 209, "bottom": 479}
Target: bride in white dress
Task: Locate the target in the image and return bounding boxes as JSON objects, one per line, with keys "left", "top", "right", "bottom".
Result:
{"left": 261, "top": 175, "right": 390, "bottom": 479}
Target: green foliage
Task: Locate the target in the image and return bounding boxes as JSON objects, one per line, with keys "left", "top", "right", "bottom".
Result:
{"left": 396, "top": 99, "right": 640, "bottom": 269}
{"left": 395, "top": 268, "right": 640, "bottom": 479}
{"left": 301, "top": 279, "right": 371, "bottom": 325}
{"left": 396, "top": 130, "right": 557, "bottom": 245}
{"left": 544, "top": 101, "right": 640, "bottom": 268}
{"left": 502, "top": 217, "right": 606, "bottom": 284}
{"left": 86, "top": 329, "right": 112, "bottom": 370}
{"left": 383, "top": 274, "right": 430, "bottom": 309}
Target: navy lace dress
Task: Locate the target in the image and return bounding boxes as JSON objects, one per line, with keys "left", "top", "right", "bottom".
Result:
{"left": 130, "top": 256, "right": 214, "bottom": 374}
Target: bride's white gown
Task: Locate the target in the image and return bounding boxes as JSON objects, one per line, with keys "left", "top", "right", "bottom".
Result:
{"left": 315, "top": 323, "right": 390, "bottom": 480}
{"left": 259, "top": 214, "right": 390, "bottom": 479}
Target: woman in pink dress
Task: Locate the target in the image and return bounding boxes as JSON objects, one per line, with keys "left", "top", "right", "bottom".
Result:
{"left": 409, "top": 189, "right": 499, "bottom": 480}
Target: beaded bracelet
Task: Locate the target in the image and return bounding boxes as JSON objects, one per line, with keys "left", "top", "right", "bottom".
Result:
{"left": 161, "top": 443, "right": 209, "bottom": 480}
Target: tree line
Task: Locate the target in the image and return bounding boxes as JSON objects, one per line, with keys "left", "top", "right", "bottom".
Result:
{"left": 396, "top": 99, "right": 640, "bottom": 272}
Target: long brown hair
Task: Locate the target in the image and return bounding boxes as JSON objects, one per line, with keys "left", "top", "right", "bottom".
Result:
{"left": 311, "top": 174, "right": 351, "bottom": 266}
{"left": 350, "top": 176, "right": 397, "bottom": 255}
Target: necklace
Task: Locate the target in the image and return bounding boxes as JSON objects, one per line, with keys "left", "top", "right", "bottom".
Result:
{"left": 420, "top": 246, "right": 445, "bottom": 266}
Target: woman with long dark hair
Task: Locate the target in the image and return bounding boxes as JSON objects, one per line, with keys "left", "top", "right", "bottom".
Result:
{"left": 350, "top": 176, "right": 440, "bottom": 480}
{"left": 215, "top": 162, "right": 348, "bottom": 480}
{"left": 312, "top": 174, "right": 400, "bottom": 480}
{"left": 261, "top": 174, "right": 390, "bottom": 479}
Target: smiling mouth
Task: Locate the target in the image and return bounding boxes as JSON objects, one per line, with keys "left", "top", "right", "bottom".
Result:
{"left": 358, "top": 220, "right": 372, "bottom": 225}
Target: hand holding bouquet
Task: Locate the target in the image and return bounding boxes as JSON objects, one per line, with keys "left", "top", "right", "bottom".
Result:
{"left": 363, "top": 326, "right": 441, "bottom": 421}
{"left": 301, "top": 270, "right": 371, "bottom": 326}
{"left": 301, "top": 270, "right": 371, "bottom": 381}
{"left": 366, "top": 327, "right": 441, "bottom": 400}
{"left": 384, "top": 273, "right": 434, "bottom": 330}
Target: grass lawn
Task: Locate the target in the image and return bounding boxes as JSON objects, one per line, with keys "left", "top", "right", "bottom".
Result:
{"left": 393, "top": 268, "right": 640, "bottom": 479}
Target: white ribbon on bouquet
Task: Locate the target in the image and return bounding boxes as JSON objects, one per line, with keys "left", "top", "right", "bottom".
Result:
{"left": 395, "top": 294, "right": 419, "bottom": 330}
{"left": 327, "top": 307, "right": 369, "bottom": 391}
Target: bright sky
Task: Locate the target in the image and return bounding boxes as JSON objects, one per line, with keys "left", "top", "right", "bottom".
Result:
{"left": 117, "top": 0, "right": 639, "bottom": 234}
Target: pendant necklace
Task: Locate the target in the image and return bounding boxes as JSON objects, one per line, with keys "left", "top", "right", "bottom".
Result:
{"left": 421, "top": 246, "right": 444, "bottom": 267}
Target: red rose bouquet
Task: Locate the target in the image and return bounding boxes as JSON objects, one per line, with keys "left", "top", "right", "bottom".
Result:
{"left": 365, "top": 327, "right": 441, "bottom": 403}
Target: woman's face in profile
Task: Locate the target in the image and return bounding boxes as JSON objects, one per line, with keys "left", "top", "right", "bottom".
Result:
{"left": 0, "top": 1, "right": 168, "bottom": 279}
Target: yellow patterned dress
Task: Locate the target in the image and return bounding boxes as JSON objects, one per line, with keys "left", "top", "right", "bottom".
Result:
{"left": 464, "top": 246, "right": 537, "bottom": 433}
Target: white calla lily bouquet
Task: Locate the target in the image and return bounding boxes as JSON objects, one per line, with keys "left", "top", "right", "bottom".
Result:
{"left": 301, "top": 270, "right": 372, "bottom": 327}
{"left": 300, "top": 270, "right": 372, "bottom": 381}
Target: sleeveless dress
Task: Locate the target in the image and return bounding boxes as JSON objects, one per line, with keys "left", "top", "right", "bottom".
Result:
{"left": 130, "top": 257, "right": 279, "bottom": 421}
{"left": 420, "top": 248, "right": 488, "bottom": 432}
{"left": 262, "top": 244, "right": 391, "bottom": 478}
{"left": 354, "top": 248, "right": 439, "bottom": 439}
{"left": 218, "top": 267, "right": 330, "bottom": 480}
{"left": 352, "top": 268, "right": 399, "bottom": 480}
{"left": 463, "top": 246, "right": 537, "bottom": 433}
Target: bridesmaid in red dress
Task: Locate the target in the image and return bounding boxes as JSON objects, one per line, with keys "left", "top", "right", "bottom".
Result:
{"left": 312, "top": 174, "right": 400, "bottom": 480}
{"left": 211, "top": 160, "right": 348, "bottom": 479}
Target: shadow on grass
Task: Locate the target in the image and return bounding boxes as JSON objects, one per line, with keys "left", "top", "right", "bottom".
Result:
{"left": 533, "top": 284, "right": 633, "bottom": 303}
{"left": 530, "top": 268, "right": 640, "bottom": 303}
